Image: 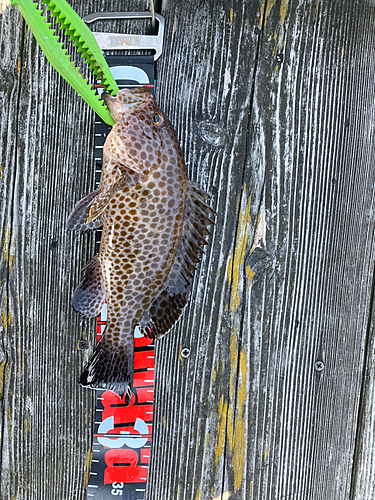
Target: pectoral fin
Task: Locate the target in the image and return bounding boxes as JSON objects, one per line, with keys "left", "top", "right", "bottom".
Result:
{"left": 139, "top": 181, "right": 215, "bottom": 339}
{"left": 67, "top": 190, "right": 104, "bottom": 231}
{"left": 87, "top": 175, "right": 130, "bottom": 223}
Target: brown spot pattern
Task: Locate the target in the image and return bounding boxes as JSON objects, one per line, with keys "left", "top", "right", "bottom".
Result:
{"left": 78, "top": 88, "right": 193, "bottom": 396}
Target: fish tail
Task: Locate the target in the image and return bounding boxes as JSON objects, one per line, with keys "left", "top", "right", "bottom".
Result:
{"left": 79, "top": 336, "right": 133, "bottom": 402}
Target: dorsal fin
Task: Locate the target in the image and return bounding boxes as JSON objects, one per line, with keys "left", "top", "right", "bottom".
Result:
{"left": 138, "top": 181, "right": 215, "bottom": 339}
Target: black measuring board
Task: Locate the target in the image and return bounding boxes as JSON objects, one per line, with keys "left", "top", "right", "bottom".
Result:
{"left": 86, "top": 56, "right": 156, "bottom": 500}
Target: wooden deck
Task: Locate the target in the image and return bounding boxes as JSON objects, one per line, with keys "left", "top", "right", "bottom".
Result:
{"left": 1, "top": 0, "right": 375, "bottom": 498}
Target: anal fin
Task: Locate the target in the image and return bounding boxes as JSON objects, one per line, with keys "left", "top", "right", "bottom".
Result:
{"left": 139, "top": 181, "right": 215, "bottom": 339}
{"left": 72, "top": 255, "right": 106, "bottom": 318}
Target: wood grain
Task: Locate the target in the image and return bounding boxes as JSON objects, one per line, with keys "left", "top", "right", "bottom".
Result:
{"left": 0, "top": 1, "right": 151, "bottom": 499}
{"left": 2, "top": 0, "right": 375, "bottom": 499}
{"left": 147, "top": 1, "right": 375, "bottom": 499}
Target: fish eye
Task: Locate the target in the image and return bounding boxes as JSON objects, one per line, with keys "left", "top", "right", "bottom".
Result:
{"left": 152, "top": 112, "right": 164, "bottom": 126}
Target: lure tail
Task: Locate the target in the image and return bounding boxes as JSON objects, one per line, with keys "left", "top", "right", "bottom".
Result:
{"left": 80, "top": 334, "right": 133, "bottom": 402}
{"left": 10, "top": 0, "right": 118, "bottom": 124}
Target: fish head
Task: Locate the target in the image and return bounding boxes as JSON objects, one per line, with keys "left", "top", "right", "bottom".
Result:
{"left": 102, "top": 87, "right": 155, "bottom": 122}
{"left": 102, "top": 87, "right": 175, "bottom": 177}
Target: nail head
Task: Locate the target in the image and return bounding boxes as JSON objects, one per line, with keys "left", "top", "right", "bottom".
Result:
{"left": 314, "top": 360, "right": 324, "bottom": 372}
{"left": 181, "top": 347, "right": 190, "bottom": 358}
{"left": 78, "top": 339, "right": 88, "bottom": 350}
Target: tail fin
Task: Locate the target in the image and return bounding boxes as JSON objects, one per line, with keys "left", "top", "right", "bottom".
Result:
{"left": 79, "top": 336, "right": 133, "bottom": 401}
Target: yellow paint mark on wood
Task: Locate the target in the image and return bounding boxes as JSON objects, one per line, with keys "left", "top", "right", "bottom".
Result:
{"left": 341, "top": 47, "right": 344, "bottom": 61}
{"left": 17, "top": 58, "right": 21, "bottom": 74}
{"left": 314, "top": 1, "right": 319, "bottom": 20}
{"left": 259, "top": 0, "right": 277, "bottom": 27}
{"left": 215, "top": 395, "right": 228, "bottom": 468}
{"left": 232, "top": 347, "right": 248, "bottom": 492}
{"left": 249, "top": 481, "right": 253, "bottom": 497}
{"left": 84, "top": 449, "right": 93, "bottom": 487}
{"left": 2, "top": 296, "right": 13, "bottom": 335}
{"left": 0, "top": 358, "right": 7, "bottom": 399}
{"left": 279, "top": 0, "right": 289, "bottom": 31}
{"left": 213, "top": 359, "right": 219, "bottom": 382}
{"left": 2, "top": 309, "right": 7, "bottom": 334}
{"left": 246, "top": 265, "right": 256, "bottom": 291}
{"left": 4, "top": 221, "right": 15, "bottom": 271}
{"left": 178, "top": 485, "right": 181, "bottom": 499}
{"left": 23, "top": 417, "right": 30, "bottom": 438}
{"left": 8, "top": 405, "right": 12, "bottom": 438}
{"left": 313, "top": 1, "right": 319, "bottom": 23}
{"left": 195, "top": 486, "right": 201, "bottom": 500}
{"left": 179, "top": 344, "right": 185, "bottom": 368}
{"left": 229, "top": 329, "right": 237, "bottom": 402}
{"left": 226, "top": 328, "right": 249, "bottom": 491}
{"left": 229, "top": 8, "right": 233, "bottom": 23}
{"left": 264, "top": 445, "right": 269, "bottom": 460}
{"left": 227, "top": 190, "right": 252, "bottom": 314}
{"left": 258, "top": 0, "right": 265, "bottom": 27}
{"left": 0, "top": 164, "right": 3, "bottom": 178}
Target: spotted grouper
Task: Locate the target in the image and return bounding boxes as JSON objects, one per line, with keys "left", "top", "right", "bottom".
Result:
{"left": 67, "top": 87, "right": 214, "bottom": 400}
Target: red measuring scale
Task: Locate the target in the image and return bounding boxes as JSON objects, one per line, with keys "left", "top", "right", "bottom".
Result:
{"left": 86, "top": 303, "right": 155, "bottom": 499}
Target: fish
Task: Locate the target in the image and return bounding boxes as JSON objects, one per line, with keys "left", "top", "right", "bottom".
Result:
{"left": 67, "top": 87, "right": 214, "bottom": 400}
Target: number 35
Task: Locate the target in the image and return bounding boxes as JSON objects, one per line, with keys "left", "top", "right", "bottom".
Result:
{"left": 111, "top": 481, "right": 124, "bottom": 496}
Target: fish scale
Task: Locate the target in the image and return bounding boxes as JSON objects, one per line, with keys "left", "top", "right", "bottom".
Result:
{"left": 67, "top": 87, "right": 215, "bottom": 398}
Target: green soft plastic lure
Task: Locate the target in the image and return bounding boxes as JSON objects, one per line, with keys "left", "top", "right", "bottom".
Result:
{"left": 10, "top": 0, "right": 119, "bottom": 125}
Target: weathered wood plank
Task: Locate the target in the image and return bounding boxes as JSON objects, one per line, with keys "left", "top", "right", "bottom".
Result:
{"left": 147, "top": 1, "right": 375, "bottom": 499}
{"left": 238, "top": 1, "right": 375, "bottom": 498}
{"left": 0, "top": 1, "right": 151, "bottom": 498}
{"left": 147, "top": 1, "right": 265, "bottom": 499}
{"left": 3, "top": 0, "right": 375, "bottom": 498}
{"left": 352, "top": 298, "right": 375, "bottom": 500}
{"left": 0, "top": 1, "right": 97, "bottom": 497}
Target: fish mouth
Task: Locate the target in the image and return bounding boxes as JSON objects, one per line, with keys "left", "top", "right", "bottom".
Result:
{"left": 101, "top": 87, "right": 153, "bottom": 121}
{"left": 101, "top": 91, "right": 116, "bottom": 102}
{"left": 101, "top": 92, "right": 123, "bottom": 121}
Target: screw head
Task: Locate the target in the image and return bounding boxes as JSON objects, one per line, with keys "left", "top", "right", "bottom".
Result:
{"left": 181, "top": 347, "right": 190, "bottom": 359}
{"left": 276, "top": 52, "right": 284, "bottom": 64}
{"left": 314, "top": 360, "right": 325, "bottom": 372}
{"left": 78, "top": 339, "right": 88, "bottom": 350}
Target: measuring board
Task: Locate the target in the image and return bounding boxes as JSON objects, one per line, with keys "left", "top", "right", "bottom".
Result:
{"left": 86, "top": 55, "right": 157, "bottom": 500}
